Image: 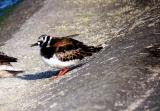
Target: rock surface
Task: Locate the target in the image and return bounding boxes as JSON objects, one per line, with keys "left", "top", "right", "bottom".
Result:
{"left": 0, "top": 0, "right": 160, "bottom": 111}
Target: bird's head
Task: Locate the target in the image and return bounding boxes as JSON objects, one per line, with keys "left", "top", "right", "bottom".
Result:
{"left": 31, "top": 35, "right": 52, "bottom": 47}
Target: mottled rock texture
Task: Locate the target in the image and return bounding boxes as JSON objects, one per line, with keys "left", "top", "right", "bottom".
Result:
{"left": 0, "top": 0, "right": 160, "bottom": 111}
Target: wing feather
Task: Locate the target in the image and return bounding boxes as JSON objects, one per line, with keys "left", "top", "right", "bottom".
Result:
{"left": 0, "top": 52, "right": 17, "bottom": 63}
{"left": 53, "top": 38, "right": 103, "bottom": 61}
{"left": 54, "top": 38, "right": 83, "bottom": 52}
{"left": 56, "top": 48, "right": 92, "bottom": 61}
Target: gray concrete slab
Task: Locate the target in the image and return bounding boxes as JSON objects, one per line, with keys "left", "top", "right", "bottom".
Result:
{"left": 0, "top": 0, "right": 160, "bottom": 111}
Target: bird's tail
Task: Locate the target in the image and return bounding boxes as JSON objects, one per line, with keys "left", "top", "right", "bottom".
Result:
{"left": 87, "top": 46, "right": 102, "bottom": 53}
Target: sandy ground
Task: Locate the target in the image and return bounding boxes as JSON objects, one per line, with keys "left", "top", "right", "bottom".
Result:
{"left": 0, "top": 0, "right": 160, "bottom": 111}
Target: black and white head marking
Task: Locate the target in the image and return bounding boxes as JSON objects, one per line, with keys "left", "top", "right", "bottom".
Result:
{"left": 37, "top": 35, "right": 51, "bottom": 47}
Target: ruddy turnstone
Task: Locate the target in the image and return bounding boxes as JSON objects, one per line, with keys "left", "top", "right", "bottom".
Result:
{"left": 0, "top": 52, "right": 23, "bottom": 77}
{"left": 31, "top": 34, "right": 104, "bottom": 79}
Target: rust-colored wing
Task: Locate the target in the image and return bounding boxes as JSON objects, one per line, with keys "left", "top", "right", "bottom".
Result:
{"left": 55, "top": 46, "right": 103, "bottom": 62}
{"left": 53, "top": 38, "right": 83, "bottom": 52}
{"left": 53, "top": 38, "right": 103, "bottom": 61}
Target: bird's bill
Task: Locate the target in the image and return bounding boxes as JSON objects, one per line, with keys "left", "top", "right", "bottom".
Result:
{"left": 30, "top": 43, "right": 38, "bottom": 47}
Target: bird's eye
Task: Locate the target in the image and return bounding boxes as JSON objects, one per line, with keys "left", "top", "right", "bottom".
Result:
{"left": 37, "top": 41, "right": 40, "bottom": 45}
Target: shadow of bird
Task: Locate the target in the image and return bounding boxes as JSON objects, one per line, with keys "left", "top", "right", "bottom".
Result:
{"left": 18, "top": 62, "right": 85, "bottom": 80}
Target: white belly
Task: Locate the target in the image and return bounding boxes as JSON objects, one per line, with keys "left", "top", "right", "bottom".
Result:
{"left": 41, "top": 55, "right": 79, "bottom": 69}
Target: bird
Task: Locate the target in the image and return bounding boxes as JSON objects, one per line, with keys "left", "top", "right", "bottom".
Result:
{"left": 0, "top": 52, "right": 23, "bottom": 78}
{"left": 31, "top": 34, "right": 104, "bottom": 79}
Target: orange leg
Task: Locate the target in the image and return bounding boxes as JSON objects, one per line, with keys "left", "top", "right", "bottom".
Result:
{"left": 50, "top": 67, "right": 70, "bottom": 80}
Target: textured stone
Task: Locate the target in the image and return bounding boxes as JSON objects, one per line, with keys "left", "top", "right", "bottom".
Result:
{"left": 0, "top": 0, "right": 160, "bottom": 111}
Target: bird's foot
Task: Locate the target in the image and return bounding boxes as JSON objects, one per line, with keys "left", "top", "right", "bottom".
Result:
{"left": 50, "top": 67, "right": 70, "bottom": 80}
